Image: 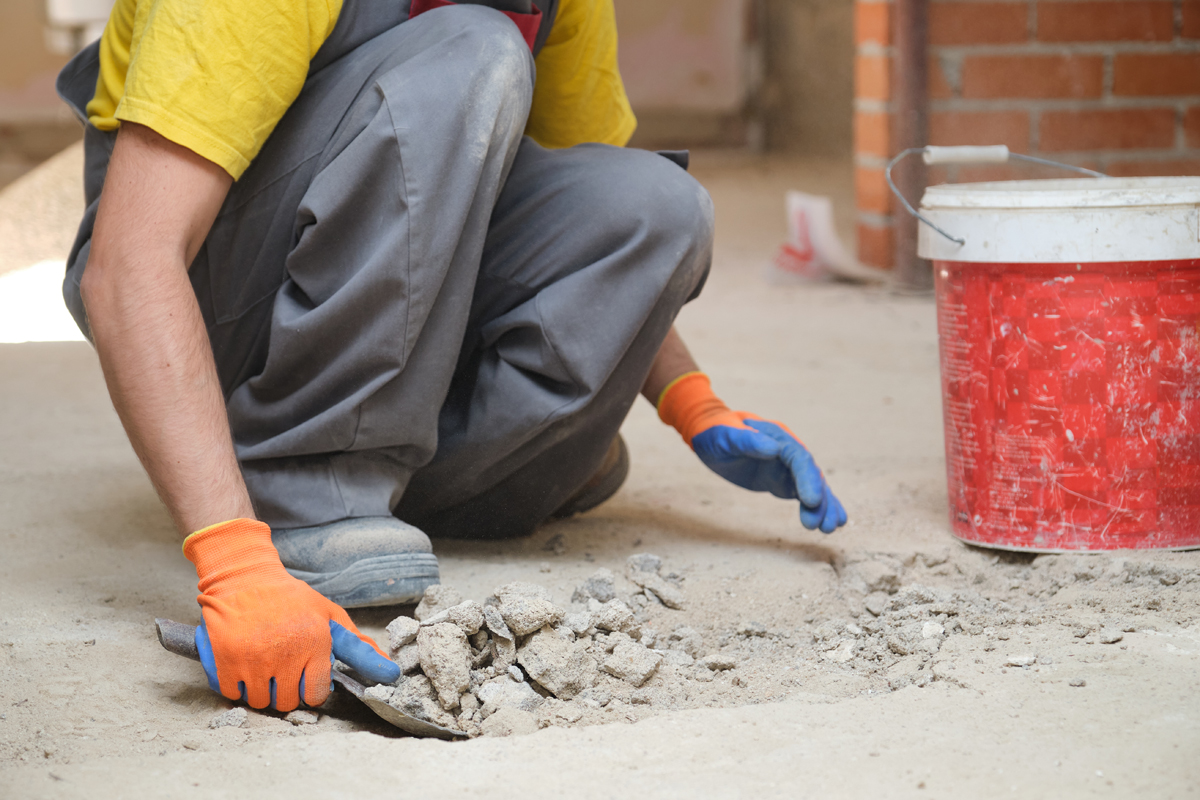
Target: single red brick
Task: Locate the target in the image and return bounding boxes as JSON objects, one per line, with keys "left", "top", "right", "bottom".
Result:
{"left": 856, "top": 54, "right": 892, "bottom": 101}
{"left": 1186, "top": 106, "right": 1200, "bottom": 148}
{"left": 1113, "top": 54, "right": 1200, "bottom": 96}
{"left": 930, "top": 110, "right": 1031, "bottom": 151}
{"left": 855, "top": 111, "right": 892, "bottom": 157}
{"left": 929, "top": 57, "right": 955, "bottom": 99}
{"left": 1105, "top": 159, "right": 1200, "bottom": 177}
{"left": 1037, "top": 1, "right": 1173, "bottom": 42}
{"left": 1185, "top": 1, "right": 1200, "bottom": 37}
{"left": 856, "top": 1, "right": 891, "bottom": 46}
{"left": 930, "top": 2, "right": 1028, "bottom": 45}
{"left": 962, "top": 55, "right": 1104, "bottom": 99}
{"left": 1038, "top": 108, "right": 1176, "bottom": 151}
{"left": 856, "top": 167, "right": 892, "bottom": 215}
{"left": 857, "top": 222, "right": 895, "bottom": 270}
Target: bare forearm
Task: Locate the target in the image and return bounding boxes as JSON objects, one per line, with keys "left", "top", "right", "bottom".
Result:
{"left": 641, "top": 326, "right": 700, "bottom": 405}
{"left": 83, "top": 122, "right": 248, "bottom": 536}
{"left": 84, "top": 260, "right": 253, "bottom": 535}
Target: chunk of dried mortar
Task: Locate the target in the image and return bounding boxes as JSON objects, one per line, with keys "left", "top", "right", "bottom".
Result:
{"left": 386, "top": 616, "right": 420, "bottom": 652}
{"left": 388, "top": 674, "right": 458, "bottom": 728}
{"left": 423, "top": 600, "right": 485, "bottom": 635}
{"left": 476, "top": 677, "right": 544, "bottom": 717}
{"left": 483, "top": 605, "right": 513, "bottom": 641}
{"left": 593, "top": 599, "right": 636, "bottom": 633}
{"left": 394, "top": 643, "right": 421, "bottom": 674}
{"left": 209, "top": 708, "right": 247, "bottom": 729}
{"left": 626, "top": 553, "right": 663, "bottom": 577}
{"left": 481, "top": 707, "right": 538, "bottom": 737}
{"left": 700, "top": 653, "right": 738, "bottom": 671}
{"left": 494, "top": 582, "right": 564, "bottom": 636}
{"left": 667, "top": 626, "right": 703, "bottom": 658}
{"left": 284, "top": 710, "right": 319, "bottom": 726}
{"left": 571, "top": 568, "right": 616, "bottom": 604}
{"left": 518, "top": 626, "right": 599, "bottom": 699}
{"left": 415, "top": 585, "right": 464, "bottom": 622}
{"left": 602, "top": 642, "right": 662, "bottom": 687}
{"left": 418, "top": 623, "right": 471, "bottom": 710}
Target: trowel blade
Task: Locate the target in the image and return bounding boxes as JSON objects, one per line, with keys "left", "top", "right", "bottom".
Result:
{"left": 154, "top": 618, "right": 467, "bottom": 740}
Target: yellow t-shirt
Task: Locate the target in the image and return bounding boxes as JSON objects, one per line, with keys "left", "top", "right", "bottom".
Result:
{"left": 86, "top": 0, "right": 636, "bottom": 180}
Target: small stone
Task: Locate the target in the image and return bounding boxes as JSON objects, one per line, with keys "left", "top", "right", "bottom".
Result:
{"left": 845, "top": 623, "right": 864, "bottom": 637}
{"left": 692, "top": 668, "right": 715, "bottom": 683}
{"left": 394, "top": 643, "right": 421, "bottom": 674}
{"left": 571, "top": 568, "right": 617, "bottom": 604}
{"left": 864, "top": 593, "right": 888, "bottom": 617}
{"left": 481, "top": 707, "right": 538, "bottom": 737}
{"left": 661, "top": 649, "right": 695, "bottom": 668}
{"left": 626, "top": 553, "right": 663, "bottom": 578}
{"left": 483, "top": 605, "right": 513, "bottom": 641}
{"left": 208, "top": 708, "right": 247, "bottom": 729}
{"left": 458, "top": 693, "right": 480, "bottom": 715}
{"left": 364, "top": 684, "right": 395, "bottom": 704}
{"left": 564, "top": 612, "right": 594, "bottom": 636}
{"left": 921, "top": 622, "right": 945, "bottom": 640}
{"left": 1005, "top": 654, "right": 1037, "bottom": 667}
{"left": 667, "top": 626, "right": 704, "bottom": 658}
{"left": 508, "top": 665, "right": 524, "bottom": 682}
{"left": 593, "top": 599, "right": 637, "bottom": 634}
{"left": 641, "top": 578, "right": 686, "bottom": 610}
{"left": 518, "top": 626, "right": 599, "bottom": 699}
{"left": 491, "top": 635, "right": 518, "bottom": 671}
{"left": 738, "top": 621, "right": 768, "bottom": 638}
{"left": 422, "top": 601, "right": 486, "bottom": 636}
{"left": 602, "top": 642, "right": 663, "bottom": 687}
{"left": 418, "top": 623, "right": 472, "bottom": 710}
{"left": 181, "top": 739, "right": 203, "bottom": 751}
{"left": 494, "top": 582, "right": 564, "bottom": 636}
{"left": 385, "top": 616, "right": 420, "bottom": 651}
{"left": 415, "top": 585, "right": 465, "bottom": 622}
{"left": 700, "top": 653, "right": 738, "bottom": 671}
{"left": 823, "top": 640, "right": 856, "bottom": 663}
{"left": 284, "top": 710, "right": 319, "bottom": 726}
{"left": 476, "top": 677, "right": 544, "bottom": 718}
{"left": 1098, "top": 629, "right": 1124, "bottom": 645}
{"left": 1069, "top": 678, "right": 1087, "bottom": 688}
{"left": 469, "top": 630, "right": 489, "bottom": 651}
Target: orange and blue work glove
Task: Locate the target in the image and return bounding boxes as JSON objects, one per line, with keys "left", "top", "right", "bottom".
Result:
{"left": 658, "top": 372, "right": 847, "bottom": 533}
{"left": 184, "top": 519, "right": 399, "bottom": 712}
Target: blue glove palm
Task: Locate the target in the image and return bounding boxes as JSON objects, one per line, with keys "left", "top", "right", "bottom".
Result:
{"left": 692, "top": 418, "right": 847, "bottom": 533}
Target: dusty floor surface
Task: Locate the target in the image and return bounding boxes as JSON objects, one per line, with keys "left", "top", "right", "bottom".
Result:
{"left": 1, "top": 150, "right": 1198, "bottom": 798}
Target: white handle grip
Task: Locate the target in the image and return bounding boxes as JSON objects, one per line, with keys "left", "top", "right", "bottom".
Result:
{"left": 922, "top": 145, "right": 1010, "bottom": 165}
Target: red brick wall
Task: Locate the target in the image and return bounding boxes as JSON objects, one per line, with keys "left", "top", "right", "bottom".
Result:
{"left": 854, "top": 0, "right": 1200, "bottom": 269}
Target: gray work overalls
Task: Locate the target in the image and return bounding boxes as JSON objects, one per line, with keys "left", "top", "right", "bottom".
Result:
{"left": 56, "top": 0, "right": 714, "bottom": 538}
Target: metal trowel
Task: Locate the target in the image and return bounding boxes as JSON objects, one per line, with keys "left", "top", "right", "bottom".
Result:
{"left": 154, "top": 618, "right": 467, "bottom": 740}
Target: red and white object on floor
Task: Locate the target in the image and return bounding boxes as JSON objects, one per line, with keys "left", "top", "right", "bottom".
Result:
{"left": 919, "top": 176, "right": 1200, "bottom": 551}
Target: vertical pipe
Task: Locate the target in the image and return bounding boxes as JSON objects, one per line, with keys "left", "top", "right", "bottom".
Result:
{"left": 892, "top": 0, "right": 930, "bottom": 292}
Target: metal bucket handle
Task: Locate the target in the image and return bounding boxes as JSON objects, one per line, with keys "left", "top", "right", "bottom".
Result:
{"left": 886, "top": 146, "right": 1108, "bottom": 246}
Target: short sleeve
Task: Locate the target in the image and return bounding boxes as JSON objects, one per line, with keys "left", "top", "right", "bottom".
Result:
{"left": 89, "top": 0, "right": 342, "bottom": 179}
{"left": 526, "top": 0, "right": 637, "bottom": 149}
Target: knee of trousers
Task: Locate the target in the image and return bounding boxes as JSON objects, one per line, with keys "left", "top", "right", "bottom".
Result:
{"left": 411, "top": 5, "right": 535, "bottom": 110}
{"left": 601, "top": 151, "right": 716, "bottom": 295}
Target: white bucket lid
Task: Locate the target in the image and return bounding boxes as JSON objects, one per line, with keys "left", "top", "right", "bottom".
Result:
{"left": 918, "top": 176, "right": 1200, "bottom": 263}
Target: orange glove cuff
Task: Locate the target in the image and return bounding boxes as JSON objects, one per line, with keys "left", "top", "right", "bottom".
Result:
{"left": 656, "top": 372, "right": 750, "bottom": 446}
{"left": 183, "top": 518, "right": 290, "bottom": 598}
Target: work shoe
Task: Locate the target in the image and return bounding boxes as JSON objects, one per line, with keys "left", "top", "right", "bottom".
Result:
{"left": 271, "top": 517, "right": 439, "bottom": 608}
{"left": 551, "top": 435, "right": 630, "bottom": 519}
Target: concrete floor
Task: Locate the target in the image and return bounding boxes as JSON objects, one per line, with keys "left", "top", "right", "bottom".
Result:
{"left": 0, "top": 150, "right": 1197, "bottom": 798}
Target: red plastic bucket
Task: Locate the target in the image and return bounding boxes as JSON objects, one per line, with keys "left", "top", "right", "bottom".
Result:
{"left": 918, "top": 177, "right": 1200, "bottom": 551}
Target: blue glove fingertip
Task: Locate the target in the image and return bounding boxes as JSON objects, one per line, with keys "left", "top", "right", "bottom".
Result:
{"left": 330, "top": 621, "right": 400, "bottom": 685}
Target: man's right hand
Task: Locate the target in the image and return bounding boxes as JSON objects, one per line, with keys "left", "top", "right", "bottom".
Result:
{"left": 185, "top": 519, "right": 399, "bottom": 711}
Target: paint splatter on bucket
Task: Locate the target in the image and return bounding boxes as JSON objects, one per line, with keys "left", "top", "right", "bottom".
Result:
{"left": 919, "top": 177, "right": 1200, "bottom": 551}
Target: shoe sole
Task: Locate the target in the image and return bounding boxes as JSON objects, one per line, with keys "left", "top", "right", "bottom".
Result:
{"left": 286, "top": 552, "right": 440, "bottom": 608}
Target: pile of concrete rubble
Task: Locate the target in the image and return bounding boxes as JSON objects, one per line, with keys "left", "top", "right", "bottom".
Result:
{"left": 362, "top": 554, "right": 725, "bottom": 737}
